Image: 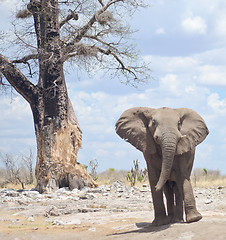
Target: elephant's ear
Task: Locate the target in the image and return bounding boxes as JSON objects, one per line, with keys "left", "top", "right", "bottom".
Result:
{"left": 115, "top": 107, "right": 156, "bottom": 154}
{"left": 176, "top": 108, "right": 209, "bottom": 155}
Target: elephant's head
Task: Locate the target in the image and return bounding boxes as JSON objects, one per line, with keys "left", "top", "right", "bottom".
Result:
{"left": 115, "top": 107, "right": 209, "bottom": 191}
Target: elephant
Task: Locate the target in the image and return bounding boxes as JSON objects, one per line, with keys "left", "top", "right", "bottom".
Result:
{"left": 115, "top": 107, "right": 209, "bottom": 226}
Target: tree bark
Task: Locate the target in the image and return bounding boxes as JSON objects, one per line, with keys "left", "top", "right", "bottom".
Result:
{"left": 33, "top": 94, "right": 97, "bottom": 193}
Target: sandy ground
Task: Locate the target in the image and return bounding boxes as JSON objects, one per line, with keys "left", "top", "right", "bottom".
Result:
{"left": 0, "top": 186, "right": 226, "bottom": 240}
{"left": 1, "top": 210, "right": 226, "bottom": 240}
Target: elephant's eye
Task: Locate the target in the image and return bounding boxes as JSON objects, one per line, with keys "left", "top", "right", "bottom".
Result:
{"left": 152, "top": 119, "right": 157, "bottom": 127}
{"left": 178, "top": 120, "right": 182, "bottom": 130}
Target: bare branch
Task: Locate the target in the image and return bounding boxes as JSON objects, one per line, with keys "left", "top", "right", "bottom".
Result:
{"left": 14, "top": 31, "right": 37, "bottom": 50}
{"left": 66, "top": 0, "right": 124, "bottom": 47}
{"left": 11, "top": 54, "right": 39, "bottom": 63}
{"left": 97, "top": 46, "right": 138, "bottom": 79}
{"left": 0, "top": 73, "right": 11, "bottom": 87}
{"left": 60, "top": 10, "right": 78, "bottom": 28}
{"left": 11, "top": 55, "right": 38, "bottom": 77}
{"left": 97, "top": 0, "right": 104, "bottom": 7}
{"left": 84, "top": 35, "right": 119, "bottom": 52}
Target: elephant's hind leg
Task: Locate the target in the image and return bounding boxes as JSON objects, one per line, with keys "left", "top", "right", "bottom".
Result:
{"left": 164, "top": 181, "right": 184, "bottom": 223}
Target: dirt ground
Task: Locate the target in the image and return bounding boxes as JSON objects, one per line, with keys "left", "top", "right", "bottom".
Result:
{"left": 0, "top": 185, "right": 226, "bottom": 240}
{"left": 1, "top": 210, "right": 226, "bottom": 240}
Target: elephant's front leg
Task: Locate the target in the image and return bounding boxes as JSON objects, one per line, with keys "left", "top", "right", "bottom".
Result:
{"left": 145, "top": 154, "right": 169, "bottom": 226}
{"left": 180, "top": 150, "right": 202, "bottom": 223}
{"left": 183, "top": 178, "right": 202, "bottom": 223}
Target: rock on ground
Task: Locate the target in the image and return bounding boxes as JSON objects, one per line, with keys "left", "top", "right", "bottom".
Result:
{"left": 0, "top": 182, "right": 226, "bottom": 240}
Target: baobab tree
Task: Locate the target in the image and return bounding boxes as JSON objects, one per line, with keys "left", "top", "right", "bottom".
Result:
{"left": 0, "top": 0, "right": 149, "bottom": 193}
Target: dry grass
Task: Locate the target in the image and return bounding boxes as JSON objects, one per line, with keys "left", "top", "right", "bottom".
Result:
{"left": 1, "top": 168, "right": 225, "bottom": 190}
{"left": 97, "top": 168, "right": 226, "bottom": 188}
{"left": 96, "top": 169, "right": 129, "bottom": 186}
{"left": 191, "top": 168, "right": 226, "bottom": 188}
{"left": 96, "top": 169, "right": 149, "bottom": 188}
{"left": 191, "top": 175, "right": 226, "bottom": 188}
{"left": 192, "top": 177, "right": 226, "bottom": 188}
{"left": 0, "top": 183, "right": 36, "bottom": 190}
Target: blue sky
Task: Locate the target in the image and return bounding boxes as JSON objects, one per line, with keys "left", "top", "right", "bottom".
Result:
{"left": 1, "top": 0, "right": 226, "bottom": 174}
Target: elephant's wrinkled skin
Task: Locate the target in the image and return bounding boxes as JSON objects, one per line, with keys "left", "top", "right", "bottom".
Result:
{"left": 115, "top": 107, "right": 209, "bottom": 226}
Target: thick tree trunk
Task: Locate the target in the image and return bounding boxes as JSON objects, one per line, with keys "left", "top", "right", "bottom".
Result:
{"left": 28, "top": 61, "right": 97, "bottom": 193}
{"left": 27, "top": 0, "right": 97, "bottom": 193}
{"left": 32, "top": 94, "right": 97, "bottom": 193}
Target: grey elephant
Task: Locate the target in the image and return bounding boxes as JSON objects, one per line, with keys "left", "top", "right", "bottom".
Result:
{"left": 115, "top": 107, "right": 209, "bottom": 226}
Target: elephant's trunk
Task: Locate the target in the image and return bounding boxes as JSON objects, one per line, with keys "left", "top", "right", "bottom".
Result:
{"left": 155, "top": 132, "right": 179, "bottom": 192}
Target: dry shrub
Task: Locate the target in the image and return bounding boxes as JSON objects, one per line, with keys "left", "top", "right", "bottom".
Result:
{"left": 16, "top": 9, "right": 32, "bottom": 19}
{"left": 74, "top": 43, "right": 98, "bottom": 57}
{"left": 96, "top": 11, "right": 114, "bottom": 25}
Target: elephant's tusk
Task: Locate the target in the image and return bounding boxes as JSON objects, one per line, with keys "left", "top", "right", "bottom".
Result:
{"left": 155, "top": 184, "right": 162, "bottom": 192}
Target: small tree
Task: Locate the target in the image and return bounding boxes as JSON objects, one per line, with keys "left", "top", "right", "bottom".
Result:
{"left": 127, "top": 159, "right": 138, "bottom": 186}
{"left": 127, "top": 159, "right": 147, "bottom": 186}
{"left": 22, "top": 149, "right": 35, "bottom": 184}
{"left": 89, "top": 158, "right": 98, "bottom": 181}
{"left": 0, "top": 151, "right": 35, "bottom": 189}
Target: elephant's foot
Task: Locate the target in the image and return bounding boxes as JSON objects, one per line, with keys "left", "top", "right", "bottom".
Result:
{"left": 186, "top": 209, "right": 202, "bottom": 223}
{"left": 170, "top": 217, "right": 184, "bottom": 224}
{"left": 168, "top": 211, "right": 184, "bottom": 224}
{"left": 152, "top": 216, "right": 170, "bottom": 226}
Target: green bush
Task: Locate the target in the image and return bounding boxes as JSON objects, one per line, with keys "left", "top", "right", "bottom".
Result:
{"left": 109, "top": 168, "right": 115, "bottom": 172}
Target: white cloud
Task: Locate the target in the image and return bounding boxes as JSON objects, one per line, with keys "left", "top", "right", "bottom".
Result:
{"left": 207, "top": 93, "right": 226, "bottom": 114}
{"left": 146, "top": 51, "right": 226, "bottom": 87}
{"left": 145, "top": 55, "right": 199, "bottom": 73}
{"left": 0, "top": 95, "right": 35, "bottom": 155}
{"left": 215, "top": 15, "right": 226, "bottom": 36}
{"left": 181, "top": 16, "right": 207, "bottom": 34}
{"left": 183, "top": 0, "right": 223, "bottom": 14}
{"left": 0, "top": 96, "right": 32, "bottom": 122}
{"left": 155, "top": 27, "right": 166, "bottom": 35}
{"left": 159, "top": 74, "right": 182, "bottom": 96}
{"left": 198, "top": 65, "right": 226, "bottom": 86}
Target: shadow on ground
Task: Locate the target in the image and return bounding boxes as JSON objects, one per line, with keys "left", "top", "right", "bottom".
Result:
{"left": 109, "top": 222, "right": 172, "bottom": 236}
